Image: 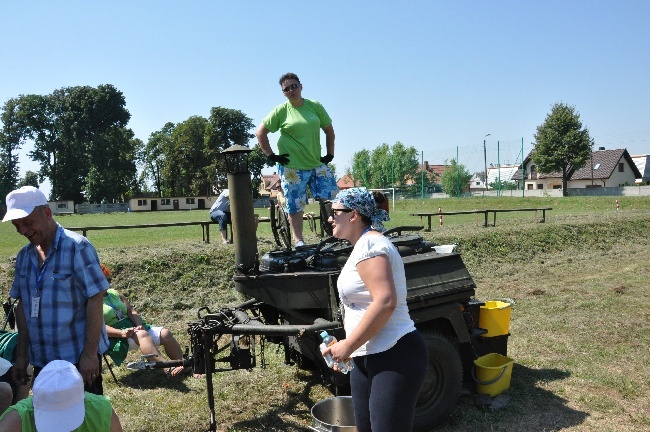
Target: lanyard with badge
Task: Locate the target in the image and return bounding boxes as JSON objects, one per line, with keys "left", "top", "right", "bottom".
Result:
{"left": 31, "top": 258, "right": 50, "bottom": 318}
{"left": 105, "top": 294, "right": 125, "bottom": 321}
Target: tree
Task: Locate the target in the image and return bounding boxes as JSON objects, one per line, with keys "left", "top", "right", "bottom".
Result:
{"left": 351, "top": 142, "right": 420, "bottom": 189}
{"left": 532, "top": 102, "right": 592, "bottom": 195}
{"left": 17, "top": 171, "right": 40, "bottom": 188}
{"left": 85, "top": 129, "right": 141, "bottom": 203}
{"left": 352, "top": 149, "right": 372, "bottom": 187}
{"left": 164, "top": 116, "right": 209, "bottom": 197}
{"left": 205, "top": 107, "right": 256, "bottom": 192}
{"left": 140, "top": 122, "right": 175, "bottom": 197}
{"left": 440, "top": 159, "right": 471, "bottom": 197}
{"left": 18, "top": 85, "right": 131, "bottom": 202}
{"left": 0, "top": 98, "right": 24, "bottom": 201}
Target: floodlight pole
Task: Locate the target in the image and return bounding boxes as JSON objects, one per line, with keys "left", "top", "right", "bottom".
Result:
{"left": 484, "top": 134, "right": 491, "bottom": 191}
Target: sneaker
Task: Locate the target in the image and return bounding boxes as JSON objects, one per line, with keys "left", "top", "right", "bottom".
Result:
{"left": 295, "top": 240, "right": 306, "bottom": 248}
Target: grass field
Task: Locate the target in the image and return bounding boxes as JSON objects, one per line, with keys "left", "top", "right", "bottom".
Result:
{"left": 0, "top": 196, "right": 649, "bottom": 431}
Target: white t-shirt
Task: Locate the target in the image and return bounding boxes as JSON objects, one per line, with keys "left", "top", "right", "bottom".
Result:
{"left": 210, "top": 190, "right": 230, "bottom": 212}
{"left": 337, "top": 234, "right": 416, "bottom": 357}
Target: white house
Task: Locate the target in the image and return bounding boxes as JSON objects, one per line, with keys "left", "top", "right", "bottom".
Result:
{"left": 631, "top": 155, "right": 650, "bottom": 184}
{"left": 512, "top": 148, "right": 642, "bottom": 190}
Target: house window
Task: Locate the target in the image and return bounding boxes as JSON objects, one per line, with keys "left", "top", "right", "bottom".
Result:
{"left": 137, "top": 199, "right": 147, "bottom": 206}
{"left": 527, "top": 184, "right": 533, "bottom": 190}
{"left": 619, "top": 163, "right": 624, "bottom": 172}
{"left": 552, "top": 185, "right": 562, "bottom": 189}
{"left": 537, "top": 184, "right": 543, "bottom": 190}
{"left": 161, "top": 199, "right": 171, "bottom": 205}
{"left": 475, "top": 181, "right": 480, "bottom": 186}
{"left": 57, "top": 203, "right": 68, "bottom": 209}
{"left": 186, "top": 198, "right": 195, "bottom": 204}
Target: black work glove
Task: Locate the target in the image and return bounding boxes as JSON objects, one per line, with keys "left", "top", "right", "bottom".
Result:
{"left": 320, "top": 154, "right": 334, "bottom": 164}
{"left": 267, "top": 153, "right": 290, "bottom": 166}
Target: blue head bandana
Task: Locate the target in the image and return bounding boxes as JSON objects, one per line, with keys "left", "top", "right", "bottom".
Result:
{"left": 332, "top": 187, "right": 390, "bottom": 232}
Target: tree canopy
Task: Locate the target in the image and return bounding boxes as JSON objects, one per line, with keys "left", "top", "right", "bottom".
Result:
{"left": 0, "top": 85, "right": 138, "bottom": 203}
{"left": 440, "top": 159, "right": 471, "bottom": 197}
{"left": 532, "top": 102, "right": 592, "bottom": 195}
{"left": 139, "top": 107, "right": 258, "bottom": 198}
{"left": 351, "top": 142, "right": 420, "bottom": 189}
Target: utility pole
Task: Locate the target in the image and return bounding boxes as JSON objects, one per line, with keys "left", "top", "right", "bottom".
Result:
{"left": 484, "top": 133, "right": 491, "bottom": 190}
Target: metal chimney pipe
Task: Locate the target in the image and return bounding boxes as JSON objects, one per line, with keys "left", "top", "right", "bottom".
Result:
{"left": 221, "top": 145, "right": 257, "bottom": 273}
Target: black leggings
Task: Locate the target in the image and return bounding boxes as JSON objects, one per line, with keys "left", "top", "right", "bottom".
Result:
{"left": 350, "top": 330, "right": 428, "bottom": 432}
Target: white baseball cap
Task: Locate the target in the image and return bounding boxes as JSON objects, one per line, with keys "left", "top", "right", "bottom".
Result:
{"left": 2, "top": 186, "right": 48, "bottom": 222}
{"left": 0, "top": 357, "right": 12, "bottom": 376}
{"left": 33, "top": 360, "right": 86, "bottom": 432}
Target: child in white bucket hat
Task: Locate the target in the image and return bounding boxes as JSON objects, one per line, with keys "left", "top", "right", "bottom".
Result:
{"left": 0, "top": 360, "right": 123, "bottom": 431}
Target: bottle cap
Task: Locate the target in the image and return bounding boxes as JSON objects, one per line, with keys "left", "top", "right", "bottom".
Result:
{"left": 320, "top": 331, "right": 329, "bottom": 339}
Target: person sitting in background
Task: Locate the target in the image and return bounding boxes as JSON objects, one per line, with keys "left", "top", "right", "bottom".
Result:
{"left": 209, "top": 189, "right": 231, "bottom": 244}
{"left": 0, "top": 359, "right": 122, "bottom": 431}
{"left": 100, "top": 265, "right": 196, "bottom": 378}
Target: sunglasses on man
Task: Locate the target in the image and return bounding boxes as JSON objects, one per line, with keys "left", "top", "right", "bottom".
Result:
{"left": 282, "top": 83, "right": 300, "bottom": 93}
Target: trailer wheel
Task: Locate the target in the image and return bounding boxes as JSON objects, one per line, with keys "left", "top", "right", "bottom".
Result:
{"left": 413, "top": 329, "right": 462, "bottom": 431}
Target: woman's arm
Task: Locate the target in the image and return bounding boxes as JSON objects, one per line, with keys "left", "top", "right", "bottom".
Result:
{"left": 105, "top": 324, "right": 132, "bottom": 339}
{"left": 327, "top": 254, "right": 397, "bottom": 360}
{"left": 322, "top": 124, "right": 335, "bottom": 157}
{"left": 117, "top": 291, "right": 144, "bottom": 328}
{"left": 110, "top": 408, "right": 124, "bottom": 432}
{"left": 256, "top": 124, "right": 273, "bottom": 157}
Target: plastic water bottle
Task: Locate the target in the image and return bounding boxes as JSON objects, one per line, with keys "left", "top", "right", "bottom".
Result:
{"left": 319, "top": 331, "right": 354, "bottom": 374}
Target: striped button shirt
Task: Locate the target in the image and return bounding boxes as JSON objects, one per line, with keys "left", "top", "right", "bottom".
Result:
{"left": 10, "top": 224, "right": 109, "bottom": 367}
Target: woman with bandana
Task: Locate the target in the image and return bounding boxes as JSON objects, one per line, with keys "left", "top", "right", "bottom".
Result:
{"left": 321, "top": 188, "right": 427, "bottom": 432}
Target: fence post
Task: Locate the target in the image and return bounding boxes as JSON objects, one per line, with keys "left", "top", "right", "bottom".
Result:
{"left": 439, "top": 207, "right": 443, "bottom": 226}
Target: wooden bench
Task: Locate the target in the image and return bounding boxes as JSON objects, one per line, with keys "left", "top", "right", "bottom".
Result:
{"left": 68, "top": 221, "right": 219, "bottom": 243}
{"left": 411, "top": 207, "right": 552, "bottom": 231}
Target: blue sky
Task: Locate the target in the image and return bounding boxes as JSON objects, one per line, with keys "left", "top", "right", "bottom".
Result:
{"left": 2, "top": 1, "right": 649, "bottom": 196}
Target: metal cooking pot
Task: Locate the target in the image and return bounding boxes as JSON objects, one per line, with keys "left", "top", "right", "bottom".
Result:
{"left": 259, "top": 250, "right": 306, "bottom": 273}
{"left": 310, "top": 396, "right": 357, "bottom": 432}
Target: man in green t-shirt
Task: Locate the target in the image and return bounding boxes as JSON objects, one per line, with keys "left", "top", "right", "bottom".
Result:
{"left": 0, "top": 360, "right": 122, "bottom": 432}
{"left": 257, "top": 72, "right": 338, "bottom": 247}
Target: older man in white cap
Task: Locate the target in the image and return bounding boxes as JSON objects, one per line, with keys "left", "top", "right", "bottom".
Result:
{"left": 3, "top": 186, "right": 110, "bottom": 396}
{"left": 0, "top": 359, "right": 122, "bottom": 431}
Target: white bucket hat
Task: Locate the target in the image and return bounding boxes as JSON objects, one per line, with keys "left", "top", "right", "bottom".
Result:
{"left": 33, "top": 360, "right": 86, "bottom": 432}
{"left": 2, "top": 186, "right": 48, "bottom": 222}
{"left": 0, "top": 357, "right": 12, "bottom": 376}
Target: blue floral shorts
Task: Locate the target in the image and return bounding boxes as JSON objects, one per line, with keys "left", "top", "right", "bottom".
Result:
{"left": 279, "top": 164, "right": 338, "bottom": 214}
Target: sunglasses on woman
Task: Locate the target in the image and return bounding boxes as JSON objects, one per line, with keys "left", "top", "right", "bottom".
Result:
{"left": 328, "top": 208, "right": 353, "bottom": 219}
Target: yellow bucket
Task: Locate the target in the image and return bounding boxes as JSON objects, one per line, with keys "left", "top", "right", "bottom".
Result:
{"left": 473, "top": 353, "right": 514, "bottom": 397}
{"left": 478, "top": 299, "right": 513, "bottom": 337}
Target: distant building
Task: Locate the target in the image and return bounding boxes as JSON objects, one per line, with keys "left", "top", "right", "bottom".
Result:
{"left": 337, "top": 173, "right": 356, "bottom": 190}
{"left": 259, "top": 172, "right": 282, "bottom": 198}
{"left": 486, "top": 165, "right": 520, "bottom": 188}
{"left": 511, "top": 148, "right": 642, "bottom": 190}
{"left": 631, "top": 154, "right": 650, "bottom": 183}
{"left": 468, "top": 174, "right": 487, "bottom": 191}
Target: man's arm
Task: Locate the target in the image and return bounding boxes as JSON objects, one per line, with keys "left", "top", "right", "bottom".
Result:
{"left": 10, "top": 301, "right": 30, "bottom": 385}
{"left": 79, "top": 291, "right": 104, "bottom": 386}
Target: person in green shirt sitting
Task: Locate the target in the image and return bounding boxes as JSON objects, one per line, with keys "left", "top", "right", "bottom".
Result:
{"left": 0, "top": 359, "right": 122, "bottom": 431}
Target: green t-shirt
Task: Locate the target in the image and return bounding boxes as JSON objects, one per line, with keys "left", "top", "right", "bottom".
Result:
{"left": 263, "top": 99, "right": 332, "bottom": 170}
{"left": 0, "top": 393, "right": 113, "bottom": 431}
{"left": 102, "top": 289, "right": 128, "bottom": 326}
